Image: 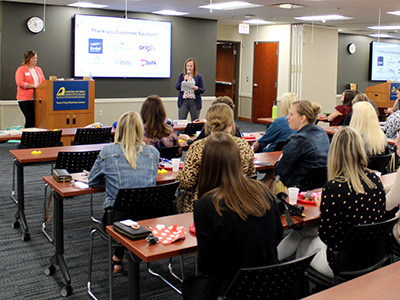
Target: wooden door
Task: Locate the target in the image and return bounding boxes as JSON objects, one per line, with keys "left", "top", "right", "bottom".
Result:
{"left": 252, "top": 42, "right": 278, "bottom": 122}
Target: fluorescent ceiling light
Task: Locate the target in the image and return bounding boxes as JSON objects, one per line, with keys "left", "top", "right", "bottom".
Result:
{"left": 387, "top": 11, "right": 400, "bottom": 16}
{"left": 244, "top": 19, "right": 274, "bottom": 25}
{"left": 295, "top": 14, "right": 352, "bottom": 21}
{"left": 68, "top": 2, "right": 108, "bottom": 8}
{"left": 369, "top": 33, "right": 394, "bottom": 38}
{"left": 153, "top": 10, "right": 189, "bottom": 16}
{"left": 199, "top": 1, "right": 263, "bottom": 11}
{"left": 368, "top": 25, "right": 400, "bottom": 30}
{"left": 271, "top": 3, "right": 305, "bottom": 9}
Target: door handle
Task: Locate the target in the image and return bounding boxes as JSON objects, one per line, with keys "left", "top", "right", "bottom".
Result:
{"left": 253, "top": 83, "right": 258, "bottom": 87}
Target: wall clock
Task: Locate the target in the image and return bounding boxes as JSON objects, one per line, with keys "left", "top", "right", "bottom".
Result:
{"left": 27, "top": 16, "right": 44, "bottom": 34}
{"left": 347, "top": 43, "right": 356, "bottom": 54}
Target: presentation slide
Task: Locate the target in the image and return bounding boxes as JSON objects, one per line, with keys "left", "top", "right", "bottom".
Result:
{"left": 74, "top": 15, "right": 171, "bottom": 78}
{"left": 371, "top": 42, "right": 400, "bottom": 81}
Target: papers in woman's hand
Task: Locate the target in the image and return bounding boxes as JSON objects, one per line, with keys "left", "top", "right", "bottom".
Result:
{"left": 181, "top": 81, "right": 195, "bottom": 91}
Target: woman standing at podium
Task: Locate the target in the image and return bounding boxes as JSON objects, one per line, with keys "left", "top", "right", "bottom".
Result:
{"left": 15, "top": 50, "right": 45, "bottom": 128}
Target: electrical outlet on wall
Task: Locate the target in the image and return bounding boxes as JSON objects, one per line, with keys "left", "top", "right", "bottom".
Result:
{"left": 99, "top": 110, "right": 103, "bottom": 117}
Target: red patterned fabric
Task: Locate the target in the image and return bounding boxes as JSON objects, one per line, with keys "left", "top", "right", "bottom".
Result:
{"left": 152, "top": 224, "right": 186, "bottom": 245}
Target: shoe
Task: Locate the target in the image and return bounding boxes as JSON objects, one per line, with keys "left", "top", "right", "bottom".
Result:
{"left": 112, "top": 257, "right": 123, "bottom": 273}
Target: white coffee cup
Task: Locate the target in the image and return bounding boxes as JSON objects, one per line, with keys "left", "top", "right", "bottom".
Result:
{"left": 171, "top": 158, "right": 180, "bottom": 172}
{"left": 288, "top": 187, "right": 300, "bottom": 205}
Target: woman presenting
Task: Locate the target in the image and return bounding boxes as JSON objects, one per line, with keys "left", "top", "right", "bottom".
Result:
{"left": 175, "top": 57, "right": 205, "bottom": 121}
{"left": 15, "top": 50, "right": 45, "bottom": 128}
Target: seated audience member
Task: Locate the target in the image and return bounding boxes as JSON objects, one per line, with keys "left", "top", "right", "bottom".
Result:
{"left": 271, "top": 100, "right": 329, "bottom": 189}
{"left": 278, "top": 127, "right": 386, "bottom": 277}
{"left": 88, "top": 111, "right": 159, "bottom": 272}
{"left": 183, "top": 132, "right": 283, "bottom": 299}
{"left": 349, "top": 101, "right": 387, "bottom": 156}
{"left": 140, "top": 95, "right": 182, "bottom": 156}
{"left": 342, "top": 93, "right": 379, "bottom": 125}
{"left": 384, "top": 87, "right": 400, "bottom": 115}
{"left": 252, "top": 92, "right": 297, "bottom": 152}
{"left": 383, "top": 109, "right": 400, "bottom": 139}
{"left": 176, "top": 103, "right": 256, "bottom": 213}
{"left": 180, "top": 96, "right": 242, "bottom": 144}
{"left": 327, "top": 89, "right": 356, "bottom": 126}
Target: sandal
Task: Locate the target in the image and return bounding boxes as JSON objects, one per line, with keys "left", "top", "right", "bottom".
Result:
{"left": 112, "top": 257, "right": 123, "bottom": 273}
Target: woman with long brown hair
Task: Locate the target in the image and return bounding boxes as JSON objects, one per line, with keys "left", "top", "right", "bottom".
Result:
{"left": 184, "top": 132, "right": 283, "bottom": 299}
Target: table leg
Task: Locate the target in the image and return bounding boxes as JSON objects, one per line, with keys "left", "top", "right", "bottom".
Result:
{"left": 45, "top": 191, "right": 73, "bottom": 297}
{"left": 127, "top": 252, "right": 141, "bottom": 300}
{"left": 12, "top": 161, "right": 30, "bottom": 241}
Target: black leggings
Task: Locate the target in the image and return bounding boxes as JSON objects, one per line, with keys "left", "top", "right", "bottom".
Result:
{"left": 18, "top": 100, "right": 35, "bottom": 128}
{"left": 103, "top": 209, "right": 131, "bottom": 259}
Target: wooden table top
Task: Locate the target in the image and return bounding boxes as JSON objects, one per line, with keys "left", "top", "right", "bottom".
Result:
{"left": 256, "top": 117, "right": 274, "bottom": 124}
{"left": 302, "top": 260, "right": 400, "bottom": 300}
{"left": 254, "top": 151, "right": 281, "bottom": 170}
{"left": 323, "top": 126, "right": 395, "bottom": 145}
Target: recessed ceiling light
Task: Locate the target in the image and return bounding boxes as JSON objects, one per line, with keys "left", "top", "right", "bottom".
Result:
{"left": 153, "top": 10, "right": 189, "bottom": 16}
{"left": 68, "top": 2, "right": 108, "bottom": 8}
{"left": 387, "top": 11, "right": 400, "bottom": 16}
{"left": 243, "top": 19, "right": 274, "bottom": 25}
{"left": 295, "top": 14, "right": 352, "bottom": 21}
{"left": 199, "top": 1, "right": 263, "bottom": 11}
{"left": 368, "top": 25, "right": 400, "bottom": 30}
{"left": 369, "top": 33, "right": 394, "bottom": 38}
{"left": 270, "top": 3, "right": 306, "bottom": 9}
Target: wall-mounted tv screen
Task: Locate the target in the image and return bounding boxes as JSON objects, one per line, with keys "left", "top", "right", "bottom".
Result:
{"left": 74, "top": 14, "right": 171, "bottom": 78}
{"left": 370, "top": 41, "right": 400, "bottom": 81}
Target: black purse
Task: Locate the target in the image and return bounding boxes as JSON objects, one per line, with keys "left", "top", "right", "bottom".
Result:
{"left": 275, "top": 192, "right": 305, "bottom": 230}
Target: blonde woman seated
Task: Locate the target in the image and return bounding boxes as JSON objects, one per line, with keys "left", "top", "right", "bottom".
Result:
{"left": 176, "top": 103, "right": 256, "bottom": 213}
{"left": 252, "top": 92, "right": 297, "bottom": 152}
{"left": 278, "top": 127, "right": 386, "bottom": 278}
{"left": 349, "top": 101, "right": 388, "bottom": 156}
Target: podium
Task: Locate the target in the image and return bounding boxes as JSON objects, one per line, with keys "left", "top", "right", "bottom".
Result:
{"left": 365, "top": 82, "right": 400, "bottom": 108}
{"left": 35, "top": 79, "right": 94, "bottom": 129}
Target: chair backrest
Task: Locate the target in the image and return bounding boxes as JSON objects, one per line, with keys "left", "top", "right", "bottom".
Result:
{"left": 72, "top": 127, "right": 112, "bottom": 145}
{"left": 113, "top": 181, "right": 180, "bottom": 221}
{"left": 298, "top": 166, "right": 327, "bottom": 191}
{"left": 18, "top": 130, "right": 63, "bottom": 149}
{"left": 158, "top": 145, "right": 182, "bottom": 160}
{"left": 273, "top": 140, "right": 287, "bottom": 151}
{"left": 183, "top": 123, "right": 205, "bottom": 136}
{"left": 222, "top": 250, "right": 319, "bottom": 300}
{"left": 332, "top": 216, "right": 398, "bottom": 274}
{"left": 367, "top": 153, "right": 392, "bottom": 174}
{"left": 55, "top": 150, "right": 100, "bottom": 173}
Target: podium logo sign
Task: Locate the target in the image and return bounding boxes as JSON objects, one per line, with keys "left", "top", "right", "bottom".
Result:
{"left": 89, "top": 39, "right": 103, "bottom": 54}
{"left": 390, "top": 83, "right": 400, "bottom": 100}
{"left": 53, "top": 81, "right": 89, "bottom": 111}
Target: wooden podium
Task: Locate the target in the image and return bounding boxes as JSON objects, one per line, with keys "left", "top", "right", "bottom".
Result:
{"left": 34, "top": 79, "right": 95, "bottom": 129}
{"left": 366, "top": 82, "right": 400, "bottom": 108}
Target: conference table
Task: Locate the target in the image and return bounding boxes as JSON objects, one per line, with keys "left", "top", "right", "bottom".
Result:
{"left": 323, "top": 126, "right": 396, "bottom": 145}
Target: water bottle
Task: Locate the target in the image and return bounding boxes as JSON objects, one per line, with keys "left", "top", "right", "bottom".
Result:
{"left": 272, "top": 101, "right": 278, "bottom": 120}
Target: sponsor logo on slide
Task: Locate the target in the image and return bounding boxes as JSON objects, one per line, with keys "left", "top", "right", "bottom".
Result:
{"left": 138, "top": 44, "right": 155, "bottom": 52}
{"left": 140, "top": 59, "right": 157, "bottom": 66}
{"left": 89, "top": 39, "right": 103, "bottom": 54}
{"left": 377, "top": 56, "right": 384, "bottom": 66}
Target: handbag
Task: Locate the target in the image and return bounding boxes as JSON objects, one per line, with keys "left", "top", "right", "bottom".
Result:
{"left": 112, "top": 221, "right": 151, "bottom": 240}
{"left": 275, "top": 192, "right": 305, "bottom": 230}
{"left": 52, "top": 168, "right": 72, "bottom": 182}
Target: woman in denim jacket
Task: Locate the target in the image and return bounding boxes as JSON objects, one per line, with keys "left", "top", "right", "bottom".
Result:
{"left": 274, "top": 100, "right": 330, "bottom": 188}
{"left": 89, "top": 111, "right": 159, "bottom": 272}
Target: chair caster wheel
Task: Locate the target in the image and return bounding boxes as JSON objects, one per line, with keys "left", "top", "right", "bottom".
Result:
{"left": 60, "top": 285, "right": 73, "bottom": 297}
{"left": 12, "top": 221, "right": 20, "bottom": 229}
{"left": 22, "top": 232, "right": 31, "bottom": 241}
{"left": 44, "top": 265, "right": 56, "bottom": 276}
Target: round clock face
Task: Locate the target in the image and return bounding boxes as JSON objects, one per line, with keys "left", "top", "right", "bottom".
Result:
{"left": 348, "top": 43, "right": 356, "bottom": 54}
{"left": 27, "top": 17, "right": 44, "bottom": 34}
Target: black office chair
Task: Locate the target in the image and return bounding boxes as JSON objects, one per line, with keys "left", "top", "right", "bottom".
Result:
{"left": 183, "top": 123, "right": 205, "bottom": 136}
{"left": 12, "top": 130, "right": 64, "bottom": 207}
{"left": 217, "top": 249, "right": 319, "bottom": 300}
{"left": 158, "top": 145, "right": 182, "bottom": 159}
{"left": 273, "top": 140, "right": 287, "bottom": 151}
{"left": 71, "top": 127, "right": 112, "bottom": 145}
{"left": 308, "top": 216, "right": 398, "bottom": 287}
{"left": 298, "top": 166, "right": 328, "bottom": 191}
{"left": 368, "top": 153, "right": 393, "bottom": 174}
{"left": 87, "top": 181, "right": 180, "bottom": 300}
{"left": 42, "top": 150, "right": 100, "bottom": 242}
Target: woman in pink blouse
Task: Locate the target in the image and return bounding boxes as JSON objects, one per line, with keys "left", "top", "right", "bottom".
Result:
{"left": 15, "top": 50, "right": 45, "bottom": 128}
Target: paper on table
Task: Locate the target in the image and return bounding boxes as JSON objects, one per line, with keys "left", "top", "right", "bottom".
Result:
{"left": 181, "top": 81, "right": 195, "bottom": 91}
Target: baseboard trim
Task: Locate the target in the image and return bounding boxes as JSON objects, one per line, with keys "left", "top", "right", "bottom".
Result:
{"left": 238, "top": 117, "right": 252, "bottom": 122}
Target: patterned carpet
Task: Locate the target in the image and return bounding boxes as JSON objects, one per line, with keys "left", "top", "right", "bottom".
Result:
{"left": 0, "top": 121, "right": 264, "bottom": 299}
